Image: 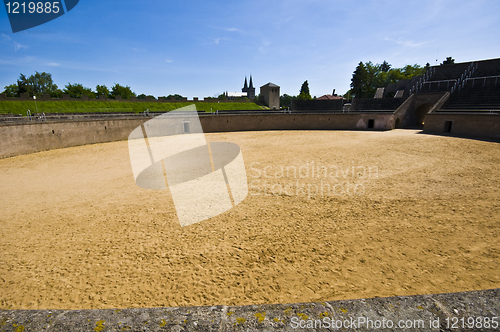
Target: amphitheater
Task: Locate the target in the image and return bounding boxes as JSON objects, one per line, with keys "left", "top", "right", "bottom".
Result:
{"left": 0, "top": 59, "right": 499, "bottom": 331}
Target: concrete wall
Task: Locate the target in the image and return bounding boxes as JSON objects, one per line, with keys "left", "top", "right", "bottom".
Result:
{"left": 0, "top": 113, "right": 394, "bottom": 159}
{"left": 423, "top": 113, "right": 500, "bottom": 141}
{"left": 393, "top": 93, "right": 447, "bottom": 128}
{"left": 0, "top": 119, "right": 146, "bottom": 159}
{"left": 351, "top": 98, "right": 404, "bottom": 111}
{"left": 292, "top": 99, "right": 343, "bottom": 111}
{"left": 200, "top": 113, "right": 393, "bottom": 132}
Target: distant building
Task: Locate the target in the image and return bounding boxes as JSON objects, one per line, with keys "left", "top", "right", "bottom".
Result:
{"left": 225, "top": 91, "right": 247, "bottom": 98}
{"left": 317, "top": 89, "right": 344, "bottom": 100}
{"left": 242, "top": 75, "right": 256, "bottom": 99}
{"left": 260, "top": 83, "right": 280, "bottom": 109}
{"left": 317, "top": 95, "right": 344, "bottom": 100}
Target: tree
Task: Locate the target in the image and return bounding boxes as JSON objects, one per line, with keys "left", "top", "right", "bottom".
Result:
{"left": 441, "top": 57, "right": 455, "bottom": 65}
{"left": 297, "top": 80, "right": 312, "bottom": 100}
{"left": 2, "top": 83, "right": 19, "bottom": 97}
{"left": 63, "top": 83, "right": 95, "bottom": 99}
{"left": 137, "top": 94, "right": 157, "bottom": 100}
{"left": 95, "top": 84, "right": 110, "bottom": 98}
{"left": 380, "top": 60, "right": 391, "bottom": 72}
{"left": 350, "top": 61, "right": 426, "bottom": 98}
{"left": 167, "top": 94, "right": 186, "bottom": 100}
{"left": 280, "top": 94, "right": 295, "bottom": 108}
{"left": 350, "top": 62, "right": 368, "bottom": 98}
{"left": 17, "top": 74, "right": 29, "bottom": 96}
{"left": 110, "top": 83, "right": 136, "bottom": 99}
{"left": 15, "top": 72, "right": 61, "bottom": 98}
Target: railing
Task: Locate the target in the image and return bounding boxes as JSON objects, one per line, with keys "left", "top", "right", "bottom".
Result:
{"left": 468, "top": 75, "right": 500, "bottom": 87}
{"left": 0, "top": 109, "right": 396, "bottom": 124}
{"left": 420, "top": 79, "right": 457, "bottom": 91}
{"left": 408, "top": 66, "right": 436, "bottom": 95}
{"left": 451, "top": 62, "right": 476, "bottom": 93}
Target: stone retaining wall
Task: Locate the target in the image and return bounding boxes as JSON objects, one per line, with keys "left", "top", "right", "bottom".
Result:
{"left": 0, "top": 289, "right": 498, "bottom": 331}
{"left": 0, "top": 113, "right": 395, "bottom": 159}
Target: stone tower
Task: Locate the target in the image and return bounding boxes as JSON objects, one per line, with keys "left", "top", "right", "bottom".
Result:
{"left": 260, "top": 82, "right": 280, "bottom": 109}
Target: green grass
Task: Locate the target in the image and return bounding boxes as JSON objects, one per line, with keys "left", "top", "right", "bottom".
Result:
{"left": 0, "top": 100, "right": 268, "bottom": 115}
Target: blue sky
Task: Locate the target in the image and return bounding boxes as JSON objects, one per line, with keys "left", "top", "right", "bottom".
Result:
{"left": 1, "top": 0, "right": 499, "bottom": 98}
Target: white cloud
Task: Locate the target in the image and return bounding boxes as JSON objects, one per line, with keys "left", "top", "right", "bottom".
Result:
{"left": 225, "top": 27, "right": 242, "bottom": 32}
{"left": 0, "top": 55, "right": 35, "bottom": 65}
{"left": 274, "top": 17, "right": 293, "bottom": 28}
{"left": 14, "top": 41, "right": 29, "bottom": 51}
{"left": 384, "top": 37, "right": 428, "bottom": 48}
{"left": 1, "top": 34, "right": 29, "bottom": 51}
{"left": 208, "top": 26, "right": 244, "bottom": 33}
{"left": 165, "top": 59, "right": 173, "bottom": 63}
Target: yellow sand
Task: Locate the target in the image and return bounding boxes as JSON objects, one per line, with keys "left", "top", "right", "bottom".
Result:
{"left": 0, "top": 129, "right": 499, "bottom": 310}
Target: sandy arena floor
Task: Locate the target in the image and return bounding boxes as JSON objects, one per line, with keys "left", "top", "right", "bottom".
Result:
{"left": 0, "top": 129, "right": 499, "bottom": 310}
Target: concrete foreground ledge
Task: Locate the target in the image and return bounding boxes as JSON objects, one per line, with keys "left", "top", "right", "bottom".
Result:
{"left": 1, "top": 289, "right": 499, "bottom": 331}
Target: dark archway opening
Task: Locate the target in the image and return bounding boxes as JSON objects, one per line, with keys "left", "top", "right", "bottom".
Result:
{"left": 416, "top": 103, "right": 433, "bottom": 126}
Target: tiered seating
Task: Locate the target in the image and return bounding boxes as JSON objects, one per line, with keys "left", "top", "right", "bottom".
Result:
{"left": 431, "top": 62, "right": 472, "bottom": 81}
{"left": 419, "top": 80, "right": 456, "bottom": 93}
{"left": 410, "top": 63, "right": 472, "bottom": 94}
{"left": 352, "top": 98, "right": 404, "bottom": 111}
{"left": 439, "top": 58, "right": 500, "bottom": 110}
{"left": 443, "top": 77, "right": 500, "bottom": 109}
{"left": 470, "top": 58, "right": 500, "bottom": 77}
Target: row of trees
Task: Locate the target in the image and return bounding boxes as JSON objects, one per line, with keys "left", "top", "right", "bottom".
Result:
{"left": 2, "top": 72, "right": 139, "bottom": 100}
{"left": 348, "top": 57, "right": 455, "bottom": 98}
{"left": 349, "top": 60, "right": 428, "bottom": 98}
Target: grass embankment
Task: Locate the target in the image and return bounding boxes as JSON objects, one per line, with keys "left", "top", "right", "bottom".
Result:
{"left": 0, "top": 100, "right": 268, "bottom": 115}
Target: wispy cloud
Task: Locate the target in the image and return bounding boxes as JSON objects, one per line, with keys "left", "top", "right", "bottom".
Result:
{"left": 1, "top": 34, "right": 29, "bottom": 51}
{"left": 14, "top": 41, "right": 29, "bottom": 51}
{"left": 165, "top": 59, "right": 173, "bottom": 63}
{"left": 384, "top": 37, "right": 428, "bottom": 48}
{"left": 214, "top": 38, "right": 221, "bottom": 45}
{"left": 208, "top": 26, "right": 244, "bottom": 33}
{"left": 0, "top": 55, "right": 36, "bottom": 65}
{"left": 225, "top": 27, "right": 242, "bottom": 32}
{"left": 258, "top": 39, "right": 272, "bottom": 54}
{"left": 274, "top": 17, "right": 293, "bottom": 28}
{"left": 47, "top": 62, "right": 60, "bottom": 66}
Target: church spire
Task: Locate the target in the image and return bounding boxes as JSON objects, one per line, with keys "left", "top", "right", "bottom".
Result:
{"left": 249, "top": 75, "right": 253, "bottom": 88}
{"left": 243, "top": 76, "right": 248, "bottom": 91}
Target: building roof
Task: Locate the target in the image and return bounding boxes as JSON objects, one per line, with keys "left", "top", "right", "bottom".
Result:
{"left": 317, "top": 94, "right": 344, "bottom": 100}
{"left": 261, "top": 82, "right": 279, "bottom": 88}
